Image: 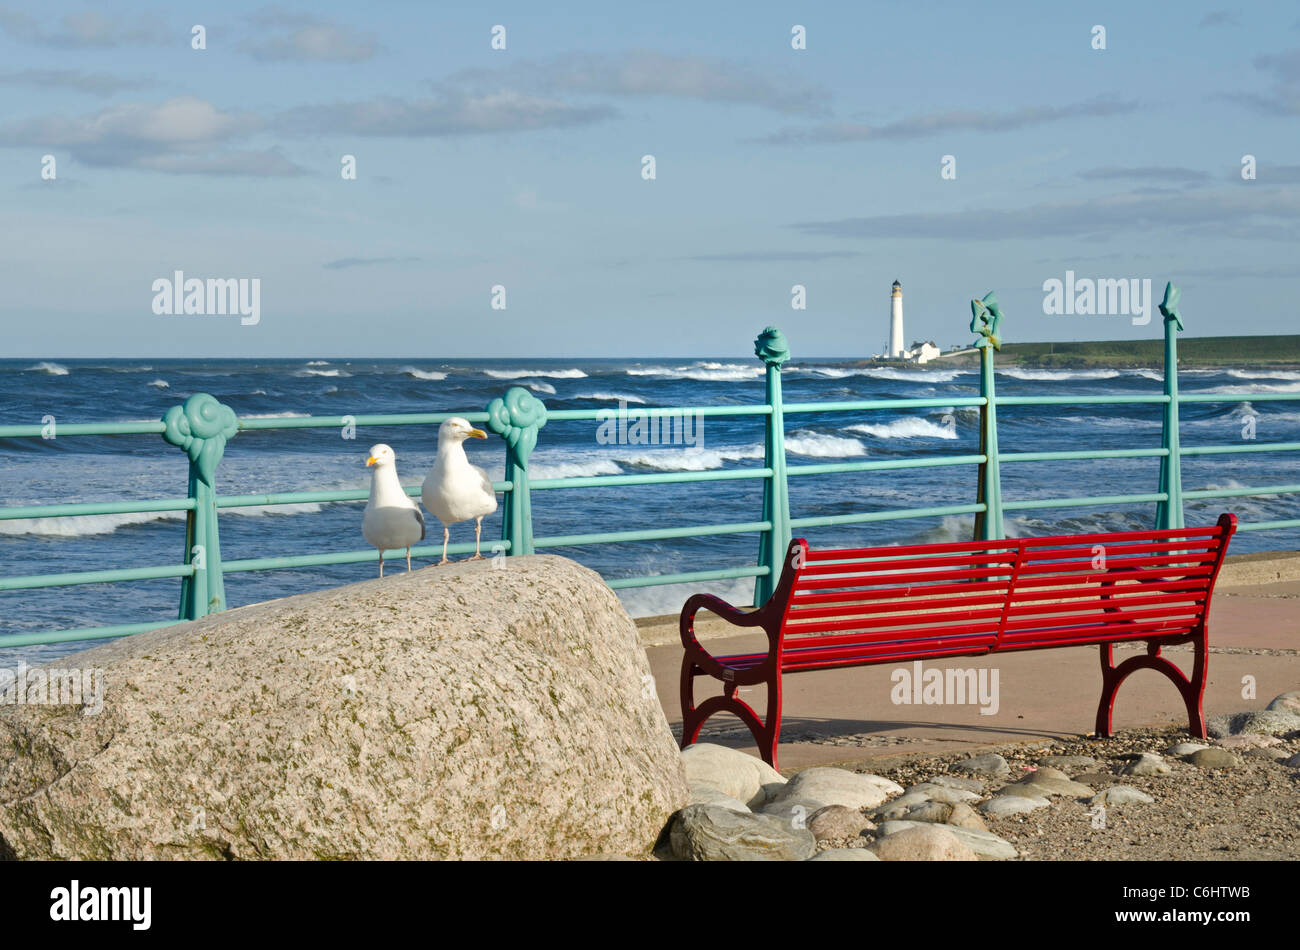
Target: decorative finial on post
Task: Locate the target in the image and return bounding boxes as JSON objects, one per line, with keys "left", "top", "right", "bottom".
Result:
{"left": 1159, "top": 282, "right": 1183, "bottom": 332}
{"left": 753, "top": 327, "right": 791, "bottom": 604}
{"left": 970, "top": 295, "right": 1004, "bottom": 540}
{"left": 970, "top": 292, "right": 1003, "bottom": 350}
{"left": 162, "top": 393, "right": 238, "bottom": 486}
{"left": 755, "top": 326, "right": 791, "bottom": 366}
{"left": 485, "top": 387, "right": 548, "bottom": 557}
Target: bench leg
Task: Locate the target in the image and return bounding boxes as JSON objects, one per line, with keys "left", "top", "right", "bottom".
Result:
{"left": 678, "top": 659, "right": 784, "bottom": 769}
{"left": 1095, "top": 633, "right": 1208, "bottom": 739}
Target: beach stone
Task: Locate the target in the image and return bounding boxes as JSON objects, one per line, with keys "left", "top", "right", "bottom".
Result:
{"left": 906, "top": 782, "right": 981, "bottom": 804}
{"left": 1188, "top": 748, "right": 1243, "bottom": 770}
{"left": 808, "top": 804, "right": 874, "bottom": 842}
{"left": 1283, "top": 753, "right": 1300, "bottom": 768}
{"left": 945, "top": 802, "right": 989, "bottom": 832}
{"left": 1214, "top": 733, "right": 1280, "bottom": 750}
{"left": 902, "top": 801, "right": 954, "bottom": 824}
{"left": 928, "top": 775, "right": 987, "bottom": 794}
{"left": 1166, "top": 742, "right": 1209, "bottom": 756}
{"left": 670, "top": 804, "right": 815, "bottom": 861}
{"left": 1245, "top": 747, "right": 1288, "bottom": 760}
{"left": 770, "top": 767, "right": 901, "bottom": 811}
{"left": 1266, "top": 691, "right": 1300, "bottom": 716}
{"left": 758, "top": 797, "right": 826, "bottom": 829}
{"left": 952, "top": 753, "right": 1010, "bottom": 778}
{"left": 1122, "top": 752, "right": 1172, "bottom": 776}
{"left": 871, "top": 791, "right": 933, "bottom": 820}
{"left": 681, "top": 743, "right": 786, "bottom": 809}
{"left": 1036, "top": 755, "right": 1097, "bottom": 772}
{"left": 1207, "top": 708, "right": 1300, "bottom": 739}
{"left": 1011, "top": 767, "right": 1094, "bottom": 798}
{"left": 868, "top": 824, "right": 976, "bottom": 862}
{"left": 809, "top": 848, "right": 880, "bottom": 861}
{"left": 1089, "top": 786, "right": 1155, "bottom": 806}
{"left": 980, "top": 794, "right": 1050, "bottom": 818}
{"left": 877, "top": 819, "right": 1017, "bottom": 859}
{"left": 0, "top": 555, "right": 688, "bottom": 860}
{"left": 687, "top": 785, "right": 751, "bottom": 812}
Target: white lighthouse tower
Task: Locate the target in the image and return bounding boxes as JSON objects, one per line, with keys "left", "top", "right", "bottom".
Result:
{"left": 889, "top": 279, "right": 904, "bottom": 358}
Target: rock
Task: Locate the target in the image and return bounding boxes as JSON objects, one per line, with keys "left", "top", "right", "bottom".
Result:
{"left": 670, "top": 804, "right": 815, "bottom": 861}
{"left": 758, "top": 797, "right": 827, "bottom": 829}
{"left": 1188, "top": 748, "right": 1243, "bottom": 770}
{"left": 575, "top": 853, "right": 637, "bottom": 861}
{"left": 681, "top": 743, "right": 786, "bottom": 809}
{"left": 1266, "top": 691, "right": 1300, "bottom": 716}
{"left": 769, "top": 767, "right": 901, "bottom": 811}
{"left": 687, "top": 785, "right": 751, "bottom": 812}
{"left": 927, "top": 775, "right": 986, "bottom": 794}
{"left": 1214, "top": 733, "right": 1280, "bottom": 750}
{"left": 1011, "top": 767, "right": 1094, "bottom": 798}
{"left": 1036, "top": 755, "right": 1097, "bottom": 772}
{"left": 871, "top": 791, "right": 934, "bottom": 820}
{"left": 951, "top": 753, "right": 1010, "bottom": 778}
{"left": 0, "top": 556, "right": 687, "bottom": 860}
{"left": 906, "top": 782, "right": 981, "bottom": 804}
{"left": 980, "top": 794, "right": 1050, "bottom": 818}
{"left": 1207, "top": 709, "right": 1300, "bottom": 738}
{"left": 877, "top": 820, "right": 1018, "bottom": 859}
{"left": 868, "top": 824, "right": 977, "bottom": 861}
{"left": 1121, "top": 752, "right": 1171, "bottom": 776}
{"left": 1089, "top": 786, "right": 1155, "bottom": 806}
{"left": 1166, "top": 742, "right": 1209, "bottom": 756}
{"left": 808, "top": 804, "right": 874, "bottom": 843}
{"left": 809, "top": 848, "right": 880, "bottom": 861}
{"left": 1283, "top": 753, "right": 1300, "bottom": 768}
{"left": 945, "top": 802, "right": 989, "bottom": 832}
{"left": 902, "top": 801, "right": 954, "bottom": 824}
{"left": 1245, "top": 747, "right": 1288, "bottom": 760}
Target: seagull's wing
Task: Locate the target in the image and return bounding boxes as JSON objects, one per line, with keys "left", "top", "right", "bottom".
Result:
{"left": 412, "top": 506, "right": 426, "bottom": 541}
{"left": 471, "top": 464, "right": 495, "bottom": 497}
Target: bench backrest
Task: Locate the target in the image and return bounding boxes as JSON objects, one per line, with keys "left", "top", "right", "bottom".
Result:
{"left": 773, "top": 514, "right": 1236, "bottom": 660}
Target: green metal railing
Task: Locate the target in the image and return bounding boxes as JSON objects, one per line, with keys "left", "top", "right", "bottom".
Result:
{"left": 3, "top": 282, "right": 1299, "bottom": 649}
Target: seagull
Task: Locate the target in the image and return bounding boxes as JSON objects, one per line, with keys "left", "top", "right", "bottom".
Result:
{"left": 362, "top": 443, "right": 425, "bottom": 576}
{"left": 422, "top": 417, "right": 498, "bottom": 564}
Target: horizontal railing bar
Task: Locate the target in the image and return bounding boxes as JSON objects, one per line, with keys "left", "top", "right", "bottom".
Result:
{"left": 1235, "top": 518, "right": 1300, "bottom": 532}
{"left": 791, "top": 503, "right": 985, "bottom": 530}
{"left": 0, "top": 421, "right": 166, "bottom": 438}
{"left": 994, "top": 395, "right": 1169, "bottom": 406}
{"left": 0, "top": 620, "right": 183, "bottom": 649}
{"left": 1002, "top": 492, "right": 1168, "bottom": 512}
{"left": 222, "top": 540, "right": 509, "bottom": 574}
{"left": 1000, "top": 448, "right": 1169, "bottom": 463}
{"left": 237, "top": 411, "right": 490, "bottom": 430}
{"left": 1183, "top": 483, "right": 1300, "bottom": 500}
{"left": 605, "top": 565, "right": 767, "bottom": 590}
{"left": 534, "top": 521, "right": 771, "bottom": 549}
{"left": 545, "top": 406, "right": 771, "bottom": 421}
{"left": 214, "top": 484, "right": 511, "bottom": 508}
{"left": 1180, "top": 393, "right": 1300, "bottom": 403}
{"left": 1180, "top": 442, "right": 1300, "bottom": 456}
{"left": 784, "top": 398, "right": 986, "bottom": 413}
{"left": 0, "top": 563, "right": 194, "bottom": 591}
{"left": 530, "top": 467, "right": 773, "bottom": 490}
{"left": 0, "top": 497, "right": 196, "bottom": 520}
{"left": 788, "top": 455, "right": 986, "bottom": 477}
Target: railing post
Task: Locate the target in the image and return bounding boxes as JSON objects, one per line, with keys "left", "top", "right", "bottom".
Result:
{"left": 755, "top": 327, "right": 791, "bottom": 606}
{"left": 1156, "top": 282, "right": 1185, "bottom": 530}
{"left": 162, "top": 393, "right": 237, "bottom": 619}
{"left": 485, "top": 387, "right": 548, "bottom": 556}
{"left": 970, "top": 292, "right": 1005, "bottom": 540}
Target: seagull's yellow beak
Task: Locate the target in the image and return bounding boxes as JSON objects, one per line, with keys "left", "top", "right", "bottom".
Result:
{"left": 468, "top": 429, "right": 487, "bottom": 439}
{"left": 366, "top": 456, "right": 378, "bottom": 466}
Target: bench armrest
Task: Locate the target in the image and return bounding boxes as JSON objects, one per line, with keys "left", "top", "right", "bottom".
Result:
{"left": 679, "top": 593, "right": 766, "bottom": 650}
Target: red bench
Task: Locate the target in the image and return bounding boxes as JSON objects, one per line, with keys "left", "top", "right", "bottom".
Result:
{"left": 679, "top": 514, "right": 1236, "bottom": 768}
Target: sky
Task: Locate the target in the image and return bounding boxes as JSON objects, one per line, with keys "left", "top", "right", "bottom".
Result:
{"left": 0, "top": 1, "right": 1297, "bottom": 358}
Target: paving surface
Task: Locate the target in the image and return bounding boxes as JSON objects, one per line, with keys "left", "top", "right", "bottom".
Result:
{"left": 638, "top": 572, "right": 1300, "bottom": 772}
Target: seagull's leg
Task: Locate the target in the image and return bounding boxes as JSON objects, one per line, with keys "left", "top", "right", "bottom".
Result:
{"left": 406, "top": 547, "right": 413, "bottom": 572}
{"left": 378, "top": 553, "right": 384, "bottom": 578}
{"left": 468, "top": 518, "right": 484, "bottom": 560}
{"left": 440, "top": 526, "right": 451, "bottom": 565}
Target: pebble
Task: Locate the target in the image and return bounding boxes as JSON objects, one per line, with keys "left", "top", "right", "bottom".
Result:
{"left": 1166, "top": 742, "right": 1209, "bottom": 756}
{"left": 877, "top": 819, "right": 1018, "bottom": 859}
{"left": 687, "top": 785, "right": 751, "bottom": 812}
{"left": 906, "top": 782, "right": 981, "bottom": 804}
{"left": 902, "top": 801, "right": 955, "bottom": 824}
{"left": 808, "top": 804, "right": 874, "bottom": 843}
{"left": 1207, "top": 709, "right": 1300, "bottom": 739}
{"left": 1266, "top": 691, "right": 1300, "bottom": 716}
{"left": 1188, "top": 748, "right": 1243, "bottom": 770}
{"left": 980, "top": 794, "right": 1050, "bottom": 818}
{"left": 1036, "top": 755, "right": 1097, "bottom": 771}
{"left": 946, "top": 802, "right": 990, "bottom": 832}
{"left": 1121, "top": 752, "right": 1171, "bottom": 776}
{"left": 768, "top": 767, "right": 901, "bottom": 811}
{"left": 670, "top": 804, "right": 816, "bottom": 861}
{"left": 1010, "top": 767, "right": 1094, "bottom": 798}
{"left": 951, "top": 753, "right": 1010, "bottom": 778}
{"left": 868, "top": 824, "right": 977, "bottom": 862}
{"left": 1245, "top": 747, "right": 1288, "bottom": 761}
{"left": 928, "top": 775, "right": 987, "bottom": 794}
{"left": 1283, "top": 752, "right": 1300, "bottom": 768}
{"left": 809, "top": 848, "right": 881, "bottom": 861}
{"left": 1214, "top": 733, "right": 1280, "bottom": 750}
{"left": 1089, "top": 786, "right": 1155, "bottom": 806}
{"left": 758, "top": 797, "right": 827, "bottom": 827}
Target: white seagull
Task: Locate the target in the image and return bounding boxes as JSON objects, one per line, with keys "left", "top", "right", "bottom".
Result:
{"left": 362, "top": 443, "right": 425, "bottom": 576}
{"left": 422, "top": 417, "right": 498, "bottom": 564}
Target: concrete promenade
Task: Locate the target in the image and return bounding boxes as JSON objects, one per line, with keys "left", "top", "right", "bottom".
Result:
{"left": 638, "top": 552, "right": 1300, "bottom": 771}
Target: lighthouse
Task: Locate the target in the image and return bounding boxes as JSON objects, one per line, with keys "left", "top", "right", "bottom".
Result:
{"left": 889, "top": 279, "right": 904, "bottom": 358}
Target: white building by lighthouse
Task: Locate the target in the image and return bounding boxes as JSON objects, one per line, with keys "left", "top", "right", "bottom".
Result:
{"left": 889, "top": 279, "right": 904, "bottom": 358}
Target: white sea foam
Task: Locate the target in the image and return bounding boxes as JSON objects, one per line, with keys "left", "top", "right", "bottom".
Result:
{"left": 864, "top": 367, "right": 964, "bottom": 383}
{"left": 0, "top": 501, "right": 322, "bottom": 537}
{"left": 1129, "top": 369, "right": 1164, "bottom": 381}
{"left": 617, "top": 444, "right": 763, "bottom": 472}
{"left": 626, "top": 362, "right": 764, "bottom": 382}
{"left": 1194, "top": 382, "right": 1300, "bottom": 395}
{"left": 400, "top": 366, "right": 448, "bottom": 381}
{"left": 1227, "top": 369, "right": 1300, "bottom": 381}
{"left": 24, "top": 361, "right": 68, "bottom": 375}
{"left": 530, "top": 458, "right": 623, "bottom": 479}
{"left": 148, "top": 379, "right": 169, "bottom": 389}
{"left": 484, "top": 368, "right": 587, "bottom": 379}
{"left": 848, "top": 418, "right": 958, "bottom": 440}
{"left": 578, "top": 391, "right": 647, "bottom": 404}
{"left": 525, "top": 381, "right": 556, "bottom": 394}
{"left": 305, "top": 360, "right": 329, "bottom": 366}
{"left": 295, "top": 369, "right": 350, "bottom": 378}
{"left": 998, "top": 368, "right": 1121, "bottom": 381}
{"left": 242, "top": 411, "right": 311, "bottom": 419}
{"left": 785, "top": 431, "right": 868, "bottom": 457}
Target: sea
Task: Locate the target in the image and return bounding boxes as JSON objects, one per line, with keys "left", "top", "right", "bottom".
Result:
{"left": 3, "top": 357, "right": 1300, "bottom": 666}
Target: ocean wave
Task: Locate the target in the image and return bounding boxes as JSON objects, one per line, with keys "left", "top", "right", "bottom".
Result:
{"left": 1192, "top": 382, "right": 1300, "bottom": 395}
{"left": 241, "top": 411, "right": 311, "bottom": 419}
{"left": 305, "top": 360, "right": 330, "bottom": 366}
{"left": 1128, "top": 369, "right": 1164, "bottom": 381}
{"left": 148, "top": 379, "right": 169, "bottom": 389}
{"left": 295, "top": 369, "right": 350, "bottom": 378}
{"left": 530, "top": 458, "right": 623, "bottom": 479}
{"left": 848, "top": 418, "right": 957, "bottom": 440}
{"left": 864, "top": 367, "right": 964, "bottom": 383}
{"left": 1227, "top": 369, "right": 1300, "bottom": 381}
{"left": 785, "top": 431, "right": 867, "bottom": 457}
{"left": 24, "top": 361, "right": 68, "bottom": 375}
{"left": 617, "top": 444, "right": 763, "bottom": 472}
{"left": 626, "top": 362, "right": 764, "bottom": 382}
{"left": 576, "top": 391, "right": 647, "bottom": 404}
{"left": 999, "top": 368, "right": 1121, "bottom": 381}
{"left": 0, "top": 510, "right": 181, "bottom": 536}
{"left": 526, "top": 382, "right": 556, "bottom": 394}
{"left": 400, "top": 366, "right": 448, "bottom": 381}
{"left": 484, "top": 368, "right": 587, "bottom": 379}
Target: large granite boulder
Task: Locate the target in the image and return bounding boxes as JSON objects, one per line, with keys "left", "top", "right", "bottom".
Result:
{"left": 0, "top": 556, "right": 687, "bottom": 859}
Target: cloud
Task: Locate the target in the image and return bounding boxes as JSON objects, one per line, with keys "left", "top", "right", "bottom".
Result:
{"left": 241, "top": 9, "right": 378, "bottom": 62}
{"left": 1199, "top": 11, "right": 1239, "bottom": 28}
{"left": 790, "top": 187, "right": 1300, "bottom": 242}
{"left": 0, "top": 7, "right": 168, "bottom": 47}
{"left": 323, "top": 256, "right": 421, "bottom": 270}
{"left": 447, "top": 51, "right": 831, "bottom": 116}
{"left": 0, "top": 68, "right": 153, "bottom": 96}
{"left": 280, "top": 90, "right": 617, "bottom": 137}
{"left": 678, "top": 250, "right": 861, "bottom": 263}
{"left": 756, "top": 96, "right": 1137, "bottom": 144}
{"left": 0, "top": 97, "right": 306, "bottom": 175}
{"left": 1224, "top": 48, "right": 1300, "bottom": 115}
{"left": 1079, "top": 166, "right": 1210, "bottom": 185}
